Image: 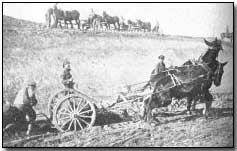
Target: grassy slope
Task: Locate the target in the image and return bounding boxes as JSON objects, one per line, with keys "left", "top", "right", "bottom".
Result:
{"left": 3, "top": 16, "right": 233, "bottom": 104}
{"left": 3, "top": 15, "right": 233, "bottom": 147}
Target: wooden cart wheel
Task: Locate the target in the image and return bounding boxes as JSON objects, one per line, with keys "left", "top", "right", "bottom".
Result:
{"left": 48, "top": 89, "right": 80, "bottom": 120}
{"left": 53, "top": 94, "right": 96, "bottom": 132}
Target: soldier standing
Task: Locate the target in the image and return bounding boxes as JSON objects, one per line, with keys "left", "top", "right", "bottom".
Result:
{"left": 13, "top": 80, "right": 38, "bottom": 135}
{"left": 61, "top": 59, "right": 74, "bottom": 89}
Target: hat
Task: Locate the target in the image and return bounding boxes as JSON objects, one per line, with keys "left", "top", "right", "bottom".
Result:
{"left": 158, "top": 55, "right": 165, "bottom": 60}
{"left": 63, "top": 60, "right": 70, "bottom": 68}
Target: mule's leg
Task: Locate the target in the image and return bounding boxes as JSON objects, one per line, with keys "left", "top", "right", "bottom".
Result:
{"left": 142, "top": 98, "right": 149, "bottom": 121}
{"left": 105, "top": 24, "right": 109, "bottom": 31}
{"left": 77, "top": 19, "right": 80, "bottom": 30}
{"left": 203, "top": 91, "right": 213, "bottom": 118}
{"left": 70, "top": 20, "right": 73, "bottom": 29}
{"left": 64, "top": 20, "right": 68, "bottom": 29}
{"left": 117, "top": 22, "right": 120, "bottom": 31}
{"left": 3, "top": 123, "right": 16, "bottom": 137}
{"left": 55, "top": 19, "right": 58, "bottom": 28}
{"left": 58, "top": 20, "right": 62, "bottom": 28}
{"left": 191, "top": 96, "right": 198, "bottom": 111}
{"left": 113, "top": 23, "right": 117, "bottom": 30}
{"left": 146, "top": 96, "right": 153, "bottom": 123}
{"left": 25, "top": 107, "right": 36, "bottom": 135}
{"left": 186, "top": 96, "right": 193, "bottom": 115}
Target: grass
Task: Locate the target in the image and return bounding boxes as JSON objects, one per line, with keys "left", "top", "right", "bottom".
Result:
{"left": 3, "top": 15, "right": 233, "bottom": 115}
{"left": 2, "top": 15, "right": 233, "bottom": 147}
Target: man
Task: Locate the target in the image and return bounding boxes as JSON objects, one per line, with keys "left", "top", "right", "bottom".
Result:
{"left": 61, "top": 59, "right": 74, "bottom": 89}
{"left": 88, "top": 8, "right": 96, "bottom": 28}
{"left": 143, "top": 55, "right": 166, "bottom": 90}
{"left": 13, "top": 80, "right": 38, "bottom": 135}
{"left": 53, "top": 3, "right": 58, "bottom": 11}
{"left": 89, "top": 8, "right": 95, "bottom": 18}
{"left": 153, "top": 55, "right": 166, "bottom": 76}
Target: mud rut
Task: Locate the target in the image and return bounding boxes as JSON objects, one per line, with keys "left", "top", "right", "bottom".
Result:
{"left": 3, "top": 93, "right": 233, "bottom": 147}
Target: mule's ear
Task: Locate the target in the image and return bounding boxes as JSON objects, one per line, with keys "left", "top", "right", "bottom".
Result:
{"left": 222, "top": 61, "right": 228, "bottom": 66}
{"left": 204, "top": 39, "right": 213, "bottom": 47}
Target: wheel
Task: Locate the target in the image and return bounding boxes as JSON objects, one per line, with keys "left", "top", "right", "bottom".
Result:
{"left": 53, "top": 94, "right": 96, "bottom": 132}
{"left": 48, "top": 89, "right": 80, "bottom": 121}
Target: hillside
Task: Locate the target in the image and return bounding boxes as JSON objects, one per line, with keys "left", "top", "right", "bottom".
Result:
{"left": 2, "top": 15, "right": 233, "bottom": 147}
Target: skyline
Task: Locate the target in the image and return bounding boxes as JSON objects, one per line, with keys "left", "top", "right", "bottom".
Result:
{"left": 3, "top": 3, "right": 233, "bottom": 37}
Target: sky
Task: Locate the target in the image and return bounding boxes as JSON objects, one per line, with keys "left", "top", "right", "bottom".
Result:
{"left": 3, "top": 3, "right": 233, "bottom": 37}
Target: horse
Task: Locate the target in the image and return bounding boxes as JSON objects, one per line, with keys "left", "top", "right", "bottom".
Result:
{"left": 81, "top": 19, "right": 90, "bottom": 31}
{"left": 87, "top": 14, "right": 104, "bottom": 31}
{"left": 102, "top": 11, "right": 120, "bottom": 31}
{"left": 93, "top": 14, "right": 104, "bottom": 32}
{"left": 53, "top": 8, "right": 80, "bottom": 29}
{"left": 63, "top": 10, "right": 81, "bottom": 29}
{"left": 136, "top": 19, "right": 151, "bottom": 32}
{"left": 87, "top": 14, "right": 104, "bottom": 30}
{"left": 45, "top": 8, "right": 63, "bottom": 28}
{"left": 152, "top": 25, "right": 159, "bottom": 33}
{"left": 120, "top": 22, "right": 129, "bottom": 31}
{"left": 127, "top": 20, "right": 138, "bottom": 31}
{"left": 45, "top": 8, "right": 54, "bottom": 28}
{"left": 142, "top": 38, "right": 227, "bottom": 124}
{"left": 3, "top": 103, "right": 27, "bottom": 136}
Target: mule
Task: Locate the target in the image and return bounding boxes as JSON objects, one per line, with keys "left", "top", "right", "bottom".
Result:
{"left": 143, "top": 61, "right": 228, "bottom": 124}
{"left": 52, "top": 8, "right": 80, "bottom": 29}
{"left": 127, "top": 20, "right": 138, "bottom": 32}
{"left": 3, "top": 103, "right": 27, "bottom": 136}
{"left": 45, "top": 8, "right": 54, "bottom": 28}
{"left": 137, "top": 19, "right": 151, "bottom": 32}
{"left": 103, "top": 11, "right": 120, "bottom": 31}
{"left": 143, "top": 38, "right": 227, "bottom": 124}
{"left": 87, "top": 14, "right": 104, "bottom": 31}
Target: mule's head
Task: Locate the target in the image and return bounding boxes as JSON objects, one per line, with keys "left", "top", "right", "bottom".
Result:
{"left": 204, "top": 38, "right": 224, "bottom": 52}
{"left": 213, "top": 61, "right": 228, "bottom": 86}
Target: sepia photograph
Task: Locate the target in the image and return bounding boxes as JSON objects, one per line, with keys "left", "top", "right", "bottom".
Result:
{"left": 2, "top": 2, "right": 234, "bottom": 147}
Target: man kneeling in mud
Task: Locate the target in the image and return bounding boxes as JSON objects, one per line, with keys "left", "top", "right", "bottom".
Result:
{"left": 13, "top": 80, "right": 38, "bottom": 135}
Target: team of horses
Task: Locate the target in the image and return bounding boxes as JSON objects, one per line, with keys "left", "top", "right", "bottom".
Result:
{"left": 45, "top": 8, "right": 154, "bottom": 32}
{"left": 142, "top": 38, "right": 228, "bottom": 124}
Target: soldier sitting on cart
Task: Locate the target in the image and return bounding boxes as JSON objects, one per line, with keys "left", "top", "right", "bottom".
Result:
{"left": 61, "top": 59, "right": 75, "bottom": 89}
{"left": 13, "top": 80, "right": 38, "bottom": 135}
{"left": 142, "top": 55, "right": 167, "bottom": 90}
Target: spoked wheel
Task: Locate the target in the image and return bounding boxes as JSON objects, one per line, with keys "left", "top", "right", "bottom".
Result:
{"left": 53, "top": 94, "right": 96, "bottom": 132}
{"left": 48, "top": 89, "right": 80, "bottom": 120}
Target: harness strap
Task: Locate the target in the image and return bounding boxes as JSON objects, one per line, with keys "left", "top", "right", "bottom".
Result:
{"left": 167, "top": 71, "right": 182, "bottom": 87}
{"left": 197, "top": 63, "right": 211, "bottom": 72}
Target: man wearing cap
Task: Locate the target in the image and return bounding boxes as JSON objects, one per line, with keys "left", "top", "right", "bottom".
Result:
{"left": 152, "top": 55, "right": 166, "bottom": 76}
{"left": 13, "top": 80, "right": 38, "bottom": 135}
{"left": 88, "top": 8, "right": 96, "bottom": 28}
{"left": 143, "top": 55, "right": 167, "bottom": 90}
{"left": 61, "top": 60, "right": 74, "bottom": 89}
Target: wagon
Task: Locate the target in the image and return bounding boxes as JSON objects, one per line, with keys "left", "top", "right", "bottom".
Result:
{"left": 48, "top": 68, "right": 184, "bottom": 133}
{"left": 47, "top": 85, "right": 146, "bottom": 133}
